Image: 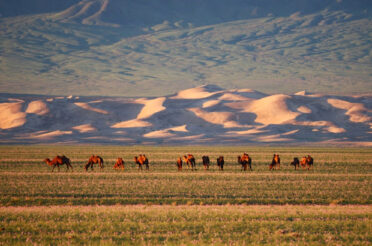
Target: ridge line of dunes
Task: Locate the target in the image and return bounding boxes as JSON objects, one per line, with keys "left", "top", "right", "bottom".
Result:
{"left": 0, "top": 85, "right": 370, "bottom": 145}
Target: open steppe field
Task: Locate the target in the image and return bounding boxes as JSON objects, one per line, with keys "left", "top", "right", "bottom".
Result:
{"left": 0, "top": 145, "right": 371, "bottom": 245}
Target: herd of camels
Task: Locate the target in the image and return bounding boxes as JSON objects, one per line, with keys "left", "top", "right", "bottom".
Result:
{"left": 44, "top": 153, "right": 314, "bottom": 172}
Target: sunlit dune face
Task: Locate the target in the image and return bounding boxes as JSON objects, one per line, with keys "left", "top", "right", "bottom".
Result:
{"left": 26, "top": 100, "right": 49, "bottom": 116}
{"left": 74, "top": 102, "right": 109, "bottom": 114}
{"left": 0, "top": 102, "right": 26, "bottom": 129}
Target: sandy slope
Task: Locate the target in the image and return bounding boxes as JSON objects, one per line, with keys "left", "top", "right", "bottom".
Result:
{"left": 0, "top": 85, "right": 370, "bottom": 145}
{"left": 0, "top": 102, "right": 26, "bottom": 129}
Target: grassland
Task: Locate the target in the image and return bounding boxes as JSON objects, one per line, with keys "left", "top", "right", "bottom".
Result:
{"left": 1, "top": 205, "right": 370, "bottom": 245}
{"left": 0, "top": 145, "right": 371, "bottom": 245}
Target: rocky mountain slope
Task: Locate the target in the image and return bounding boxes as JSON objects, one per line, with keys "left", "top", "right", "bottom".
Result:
{"left": 0, "top": 0, "right": 371, "bottom": 96}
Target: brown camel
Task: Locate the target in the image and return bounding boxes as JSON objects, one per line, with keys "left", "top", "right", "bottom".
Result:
{"left": 306, "top": 155, "right": 314, "bottom": 170}
{"left": 183, "top": 154, "right": 196, "bottom": 170}
{"left": 217, "top": 156, "right": 224, "bottom": 171}
{"left": 238, "top": 153, "right": 252, "bottom": 171}
{"left": 113, "top": 157, "right": 125, "bottom": 170}
{"left": 134, "top": 154, "right": 149, "bottom": 170}
{"left": 176, "top": 157, "right": 183, "bottom": 171}
{"left": 269, "top": 154, "right": 280, "bottom": 170}
{"left": 300, "top": 155, "right": 314, "bottom": 170}
{"left": 85, "top": 155, "right": 104, "bottom": 171}
{"left": 44, "top": 155, "right": 72, "bottom": 172}
{"left": 290, "top": 157, "right": 300, "bottom": 170}
{"left": 202, "top": 156, "right": 210, "bottom": 170}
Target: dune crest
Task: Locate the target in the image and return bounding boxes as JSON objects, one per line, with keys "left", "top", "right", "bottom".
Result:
{"left": 171, "top": 85, "right": 222, "bottom": 99}
{"left": 0, "top": 102, "right": 26, "bottom": 129}
{"left": 26, "top": 100, "right": 49, "bottom": 115}
{"left": 74, "top": 102, "right": 109, "bottom": 114}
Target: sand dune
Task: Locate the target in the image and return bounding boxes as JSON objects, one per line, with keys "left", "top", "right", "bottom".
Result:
{"left": 297, "top": 106, "right": 312, "bottom": 114}
{"left": 136, "top": 97, "right": 166, "bottom": 119}
{"left": 111, "top": 119, "right": 152, "bottom": 128}
{"left": 226, "top": 94, "right": 300, "bottom": 125}
{"left": 144, "top": 125, "right": 188, "bottom": 138}
{"left": 327, "top": 99, "right": 371, "bottom": 123}
{"left": 171, "top": 85, "right": 222, "bottom": 99}
{"left": 202, "top": 100, "right": 220, "bottom": 108}
{"left": 26, "top": 100, "right": 49, "bottom": 115}
{"left": 188, "top": 108, "right": 243, "bottom": 128}
{"left": 28, "top": 130, "right": 73, "bottom": 139}
{"left": 0, "top": 102, "right": 26, "bottom": 129}
{"left": 218, "top": 93, "right": 248, "bottom": 101}
{"left": 74, "top": 102, "right": 109, "bottom": 114}
{"left": 0, "top": 86, "right": 370, "bottom": 145}
{"left": 72, "top": 124, "right": 96, "bottom": 133}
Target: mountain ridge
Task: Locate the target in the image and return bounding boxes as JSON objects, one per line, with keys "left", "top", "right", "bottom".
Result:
{"left": 0, "top": 0, "right": 371, "bottom": 96}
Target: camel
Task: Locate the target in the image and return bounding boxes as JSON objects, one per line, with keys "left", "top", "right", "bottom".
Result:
{"left": 217, "top": 156, "right": 224, "bottom": 171}
{"left": 85, "top": 155, "right": 104, "bottom": 171}
{"left": 113, "top": 157, "right": 125, "bottom": 170}
{"left": 134, "top": 154, "right": 149, "bottom": 170}
{"left": 269, "top": 154, "right": 280, "bottom": 170}
{"left": 44, "top": 155, "right": 72, "bottom": 172}
{"left": 306, "top": 155, "right": 314, "bottom": 169}
{"left": 183, "top": 154, "right": 196, "bottom": 171}
{"left": 238, "top": 153, "right": 252, "bottom": 171}
{"left": 176, "top": 157, "right": 183, "bottom": 171}
{"left": 290, "top": 157, "right": 300, "bottom": 170}
{"left": 301, "top": 155, "right": 314, "bottom": 170}
{"left": 202, "top": 156, "right": 210, "bottom": 170}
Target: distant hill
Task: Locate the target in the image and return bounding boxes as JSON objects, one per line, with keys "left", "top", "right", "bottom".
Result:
{"left": 0, "top": 86, "right": 371, "bottom": 145}
{"left": 0, "top": 0, "right": 371, "bottom": 96}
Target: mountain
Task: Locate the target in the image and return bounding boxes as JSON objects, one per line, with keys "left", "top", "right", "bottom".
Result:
{"left": 0, "top": 86, "right": 371, "bottom": 145}
{"left": 0, "top": 0, "right": 371, "bottom": 97}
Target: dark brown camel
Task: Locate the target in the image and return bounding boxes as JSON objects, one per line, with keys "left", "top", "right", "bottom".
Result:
{"left": 113, "top": 157, "right": 125, "bottom": 170}
{"left": 291, "top": 157, "right": 300, "bottom": 170}
{"left": 202, "top": 156, "right": 210, "bottom": 170}
{"left": 44, "top": 155, "right": 72, "bottom": 172}
{"left": 217, "top": 156, "right": 224, "bottom": 171}
{"left": 85, "top": 155, "right": 104, "bottom": 171}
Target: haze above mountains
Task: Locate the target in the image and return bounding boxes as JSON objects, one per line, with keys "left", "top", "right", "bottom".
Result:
{"left": 1, "top": 0, "right": 371, "bottom": 96}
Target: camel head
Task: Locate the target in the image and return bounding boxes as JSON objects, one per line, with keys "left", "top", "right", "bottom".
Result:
{"left": 44, "top": 158, "right": 52, "bottom": 166}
